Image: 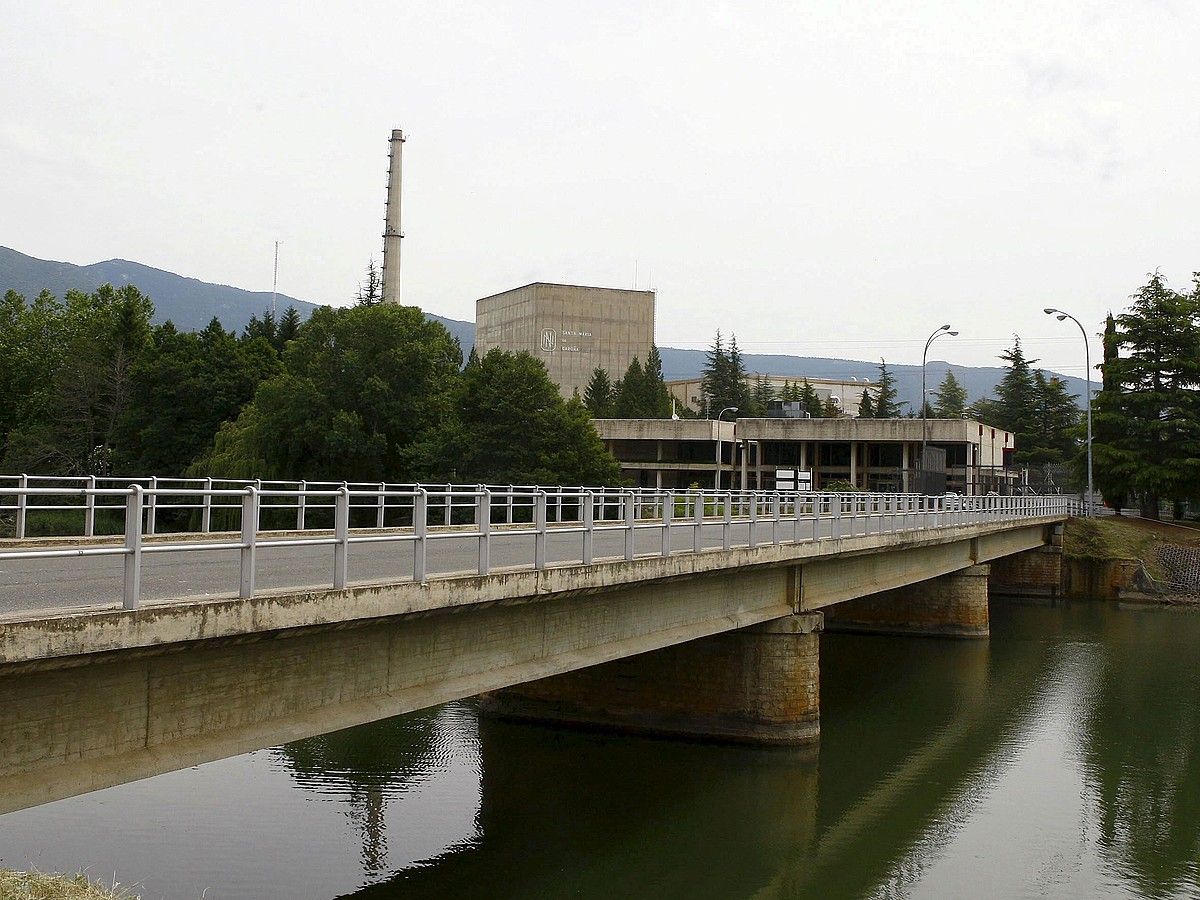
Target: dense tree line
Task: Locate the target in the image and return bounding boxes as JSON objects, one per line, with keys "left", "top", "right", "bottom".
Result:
{"left": 582, "top": 346, "right": 673, "bottom": 418}
{"left": 1092, "top": 272, "right": 1200, "bottom": 517}
{"left": 1, "top": 285, "right": 621, "bottom": 486}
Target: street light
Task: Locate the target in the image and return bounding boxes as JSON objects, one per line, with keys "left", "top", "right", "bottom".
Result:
{"left": 921, "top": 325, "right": 959, "bottom": 456}
{"left": 1045, "top": 308, "right": 1093, "bottom": 517}
{"left": 715, "top": 406, "right": 738, "bottom": 490}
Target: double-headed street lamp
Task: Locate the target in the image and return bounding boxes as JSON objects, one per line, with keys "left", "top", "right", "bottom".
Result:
{"left": 715, "top": 406, "right": 738, "bottom": 490}
{"left": 1045, "top": 308, "right": 1093, "bottom": 517}
{"left": 921, "top": 325, "right": 959, "bottom": 457}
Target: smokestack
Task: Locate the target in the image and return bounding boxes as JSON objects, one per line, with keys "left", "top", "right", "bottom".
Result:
{"left": 381, "top": 128, "right": 405, "bottom": 305}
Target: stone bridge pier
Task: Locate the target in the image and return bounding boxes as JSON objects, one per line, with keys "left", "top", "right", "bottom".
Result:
{"left": 481, "top": 612, "right": 824, "bottom": 746}
{"left": 823, "top": 565, "right": 992, "bottom": 639}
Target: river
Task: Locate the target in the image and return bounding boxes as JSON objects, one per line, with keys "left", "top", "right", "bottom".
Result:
{"left": 2, "top": 600, "right": 1198, "bottom": 899}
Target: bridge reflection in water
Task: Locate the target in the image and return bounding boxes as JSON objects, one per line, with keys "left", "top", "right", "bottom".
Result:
{"left": 261, "top": 600, "right": 1199, "bottom": 900}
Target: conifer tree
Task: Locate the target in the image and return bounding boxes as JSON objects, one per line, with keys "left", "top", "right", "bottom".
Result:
{"left": 857, "top": 389, "right": 875, "bottom": 418}
{"left": 583, "top": 367, "right": 614, "bottom": 418}
{"left": 872, "top": 360, "right": 902, "bottom": 417}
{"left": 798, "top": 379, "right": 822, "bottom": 417}
{"left": 932, "top": 370, "right": 967, "bottom": 418}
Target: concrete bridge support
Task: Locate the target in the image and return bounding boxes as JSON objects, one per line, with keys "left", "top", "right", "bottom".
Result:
{"left": 480, "top": 612, "right": 823, "bottom": 745}
{"left": 823, "top": 565, "right": 990, "bottom": 638}
{"left": 989, "top": 524, "right": 1064, "bottom": 598}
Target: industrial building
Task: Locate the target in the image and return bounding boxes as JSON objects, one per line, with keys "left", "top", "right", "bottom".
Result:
{"left": 593, "top": 417, "right": 1016, "bottom": 495}
{"left": 474, "top": 282, "right": 656, "bottom": 399}
{"left": 666, "top": 374, "right": 877, "bottom": 417}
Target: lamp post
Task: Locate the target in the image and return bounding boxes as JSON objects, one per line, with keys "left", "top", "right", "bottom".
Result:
{"left": 921, "top": 325, "right": 959, "bottom": 458}
{"left": 1045, "top": 308, "right": 1093, "bottom": 517}
{"left": 715, "top": 406, "right": 738, "bottom": 490}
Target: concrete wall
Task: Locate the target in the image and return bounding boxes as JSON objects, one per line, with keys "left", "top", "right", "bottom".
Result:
{"left": 482, "top": 613, "right": 823, "bottom": 745}
{"left": 474, "top": 283, "right": 655, "bottom": 398}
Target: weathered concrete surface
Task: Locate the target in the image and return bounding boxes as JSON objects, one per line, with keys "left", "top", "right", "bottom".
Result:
{"left": 0, "top": 567, "right": 795, "bottom": 815}
{"left": 989, "top": 524, "right": 1064, "bottom": 598}
{"left": 0, "top": 515, "right": 1065, "bottom": 814}
{"left": 480, "top": 612, "right": 823, "bottom": 745}
{"left": 824, "top": 565, "right": 991, "bottom": 638}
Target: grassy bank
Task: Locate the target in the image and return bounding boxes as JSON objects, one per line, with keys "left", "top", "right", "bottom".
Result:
{"left": 1065, "top": 515, "right": 1200, "bottom": 581}
{"left": 0, "top": 870, "right": 137, "bottom": 900}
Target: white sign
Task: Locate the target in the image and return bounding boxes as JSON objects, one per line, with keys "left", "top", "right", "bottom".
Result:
{"left": 775, "top": 469, "right": 812, "bottom": 490}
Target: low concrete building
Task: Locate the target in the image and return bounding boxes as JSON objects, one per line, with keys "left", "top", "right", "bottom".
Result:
{"left": 474, "top": 282, "right": 655, "bottom": 399}
{"left": 667, "top": 375, "right": 875, "bottom": 417}
{"left": 593, "top": 417, "right": 1015, "bottom": 494}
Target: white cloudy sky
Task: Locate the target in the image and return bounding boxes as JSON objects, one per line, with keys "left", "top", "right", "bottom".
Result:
{"left": 4, "top": 1, "right": 1198, "bottom": 374}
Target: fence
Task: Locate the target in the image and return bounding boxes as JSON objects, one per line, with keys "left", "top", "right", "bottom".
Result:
{"left": 0, "top": 475, "right": 1078, "bottom": 611}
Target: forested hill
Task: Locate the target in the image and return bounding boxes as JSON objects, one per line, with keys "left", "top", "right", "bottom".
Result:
{"left": 1, "top": 246, "right": 1085, "bottom": 408}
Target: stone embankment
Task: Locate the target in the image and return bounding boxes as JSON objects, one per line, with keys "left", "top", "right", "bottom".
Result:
{"left": 1062, "top": 516, "right": 1200, "bottom": 603}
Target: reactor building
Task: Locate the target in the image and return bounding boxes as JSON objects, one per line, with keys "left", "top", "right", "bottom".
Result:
{"left": 474, "top": 283, "right": 656, "bottom": 399}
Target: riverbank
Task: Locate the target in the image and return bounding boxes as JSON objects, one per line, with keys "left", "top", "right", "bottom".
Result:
{"left": 1063, "top": 515, "right": 1200, "bottom": 602}
{"left": 0, "top": 870, "right": 136, "bottom": 900}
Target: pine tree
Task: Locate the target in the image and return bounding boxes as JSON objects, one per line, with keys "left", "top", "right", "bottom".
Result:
{"left": 642, "top": 346, "right": 673, "bottom": 417}
{"left": 751, "top": 374, "right": 776, "bottom": 416}
{"left": 276, "top": 306, "right": 302, "bottom": 350}
{"left": 932, "top": 370, "right": 967, "bottom": 418}
{"left": 700, "top": 331, "right": 750, "bottom": 417}
{"left": 821, "top": 396, "right": 843, "bottom": 418}
{"left": 583, "top": 367, "right": 614, "bottom": 417}
{"left": 614, "top": 357, "right": 646, "bottom": 417}
{"left": 1093, "top": 312, "right": 1135, "bottom": 509}
{"left": 355, "top": 259, "right": 384, "bottom": 306}
{"left": 857, "top": 389, "right": 876, "bottom": 418}
{"left": 798, "top": 380, "right": 821, "bottom": 418}
{"left": 872, "top": 359, "right": 902, "bottom": 417}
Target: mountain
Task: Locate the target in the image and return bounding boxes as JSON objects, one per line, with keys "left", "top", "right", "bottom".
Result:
{"left": 1, "top": 246, "right": 1086, "bottom": 408}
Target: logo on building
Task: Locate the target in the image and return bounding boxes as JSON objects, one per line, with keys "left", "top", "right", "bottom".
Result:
{"left": 540, "top": 328, "right": 557, "bottom": 352}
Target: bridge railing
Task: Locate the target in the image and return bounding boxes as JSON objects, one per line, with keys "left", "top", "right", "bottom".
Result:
{"left": 0, "top": 480, "right": 1079, "bottom": 610}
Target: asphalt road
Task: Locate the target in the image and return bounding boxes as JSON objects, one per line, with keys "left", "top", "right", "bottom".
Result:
{"left": 0, "top": 510, "right": 962, "bottom": 617}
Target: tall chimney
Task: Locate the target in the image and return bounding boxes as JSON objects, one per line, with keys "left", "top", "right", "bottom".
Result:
{"left": 381, "top": 128, "right": 405, "bottom": 305}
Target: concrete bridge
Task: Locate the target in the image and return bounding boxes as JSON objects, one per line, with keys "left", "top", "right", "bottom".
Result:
{"left": 0, "top": 479, "right": 1075, "bottom": 815}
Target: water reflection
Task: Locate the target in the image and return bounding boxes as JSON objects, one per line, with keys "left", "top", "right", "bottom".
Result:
{"left": 1076, "top": 606, "right": 1200, "bottom": 898}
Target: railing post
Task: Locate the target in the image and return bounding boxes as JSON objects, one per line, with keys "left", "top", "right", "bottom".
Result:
{"left": 556, "top": 489, "right": 564, "bottom": 524}
{"left": 376, "top": 482, "right": 386, "bottom": 529}
{"left": 772, "top": 492, "right": 781, "bottom": 545}
{"left": 334, "top": 486, "right": 350, "bottom": 589}
{"left": 625, "top": 491, "right": 636, "bottom": 561}
{"left": 14, "top": 473, "right": 27, "bottom": 539}
{"left": 413, "top": 489, "right": 428, "bottom": 583}
{"left": 583, "top": 490, "right": 595, "bottom": 565}
{"left": 535, "top": 491, "right": 548, "bottom": 569}
{"left": 146, "top": 476, "right": 158, "bottom": 535}
{"left": 122, "top": 485, "right": 144, "bottom": 609}
{"left": 478, "top": 489, "right": 491, "bottom": 576}
{"left": 202, "top": 477, "right": 213, "bottom": 533}
{"left": 297, "top": 480, "right": 307, "bottom": 530}
{"left": 444, "top": 483, "right": 453, "bottom": 526}
{"left": 506, "top": 486, "right": 514, "bottom": 524}
{"left": 748, "top": 492, "right": 759, "bottom": 548}
{"left": 722, "top": 492, "right": 732, "bottom": 550}
{"left": 833, "top": 494, "right": 843, "bottom": 540}
{"left": 239, "top": 487, "right": 259, "bottom": 599}
{"left": 694, "top": 490, "right": 704, "bottom": 553}
{"left": 661, "top": 491, "right": 673, "bottom": 557}
{"left": 83, "top": 475, "right": 96, "bottom": 537}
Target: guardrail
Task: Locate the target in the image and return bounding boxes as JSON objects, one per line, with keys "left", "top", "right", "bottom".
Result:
{"left": 0, "top": 477, "right": 1079, "bottom": 611}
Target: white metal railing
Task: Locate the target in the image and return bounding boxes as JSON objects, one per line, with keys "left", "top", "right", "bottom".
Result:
{"left": 0, "top": 477, "right": 1079, "bottom": 610}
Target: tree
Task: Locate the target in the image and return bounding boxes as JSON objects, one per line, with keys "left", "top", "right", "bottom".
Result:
{"left": 1025, "top": 370, "right": 1081, "bottom": 467}
{"left": 614, "top": 357, "right": 647, "bottom": 417}
{"left": 583, "top": 367, "right": 614, "bottom": 418}
{"left": 1095, "top": 272, "right": 1200, "bottom": 517}
{"left": 872, "top": 360, "right": 902, "bottom": 418}
{"left": 3, "top": 284, "right": 154, "bottom": 475}
{"left": 932, "top": 371, "right": 967, "bottom": 418}
{"left": 277, "top": 306, "right": 302, "bottom": 347}
{"left": 446, "top": 350, "right": 621, "bottom": 485}
{"left": 751, "top": 375, "right": 776, "bottom": 416}
{"left": 355, "top": 259, "right": 384, "bottom": 306}
{"left": 821, "top": 396, "right": 843, "bottom": 418}
{"left": 114, "top": 317, "right": 280, "bottom": 474}
{"left": 798, "top": 380, "right": 822, "bottom": 418}
{"left": 857, "top": 389, "right": 876, "bottom": 418}
{"left": 700, "top": 331, "right": 750, "bottom": 417}
{"left": 1093, "top": 312, "right": 1136, "bottom": 510}
{"left": 195, "top": 304, "right": 462, "bottom": 481}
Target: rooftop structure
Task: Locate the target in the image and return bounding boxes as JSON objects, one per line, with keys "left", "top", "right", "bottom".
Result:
{"left": 474, "top": 282, "right": 655, "bottom": 398}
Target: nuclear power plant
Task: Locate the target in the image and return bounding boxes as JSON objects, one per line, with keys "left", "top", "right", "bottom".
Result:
{"left": 377, "top": 128, "right": 659, "bottom": 397}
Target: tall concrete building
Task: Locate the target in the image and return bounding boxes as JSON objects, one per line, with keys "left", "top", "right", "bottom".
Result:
{"left": 474, "top": 283, "right": 655, "bottom": 398}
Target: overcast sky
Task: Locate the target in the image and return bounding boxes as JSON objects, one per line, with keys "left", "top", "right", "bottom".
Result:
{"left": 5, "top": 1, "right": 1198, "bottom": 376}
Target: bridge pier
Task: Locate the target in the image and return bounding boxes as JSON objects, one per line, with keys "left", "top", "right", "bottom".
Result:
{"left": 479, "top": 612, "right": 823, "bottom": 745}
{"left": 823, "top": 564, "right": 990, "bottom": 638}
{"left": 989, "top": 524, "right": 1064, "bottom": 598}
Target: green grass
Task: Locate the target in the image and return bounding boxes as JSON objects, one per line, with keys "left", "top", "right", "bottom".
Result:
{"left": 0, "top": 870, "right": 138, "bottom": 900}
{"left": 1064, "top": 517, "right": 1159, "bottom": 562}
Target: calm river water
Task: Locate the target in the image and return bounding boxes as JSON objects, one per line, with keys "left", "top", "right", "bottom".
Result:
{"left": 2, "top": 600, "right": 1199, "bottom": 899}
